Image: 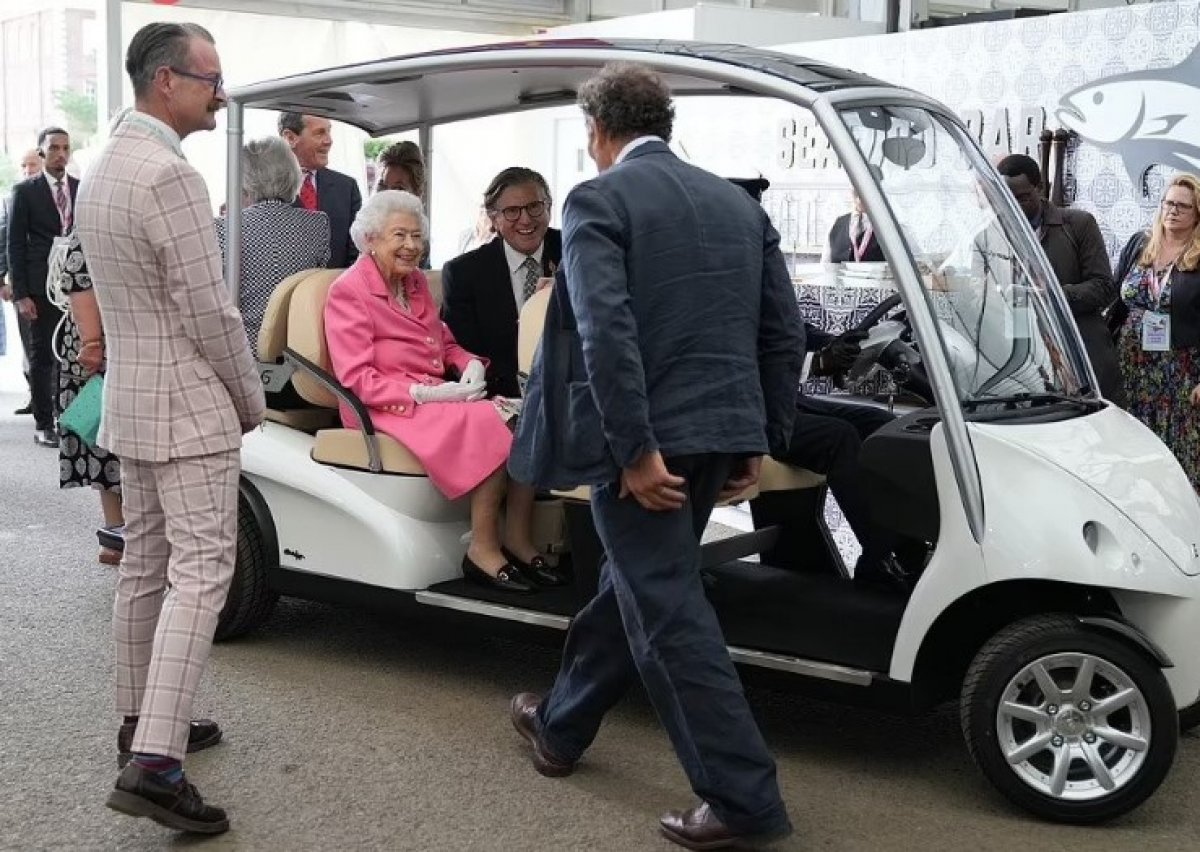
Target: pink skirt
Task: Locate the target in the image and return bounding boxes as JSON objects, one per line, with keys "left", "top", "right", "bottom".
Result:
{"left": 369, "top": 400, "right": 512, "bottom": 499}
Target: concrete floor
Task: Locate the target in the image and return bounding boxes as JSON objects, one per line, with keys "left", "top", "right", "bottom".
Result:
{"left": 0, "top": 388, "right": 1196, "bottom": 852}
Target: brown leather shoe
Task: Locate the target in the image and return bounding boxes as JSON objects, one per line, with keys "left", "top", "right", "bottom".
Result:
{"left": 659, "top": 802, "right": 791, "bottom": 850}
{"left": 509, "top": 693, "right": 576, "bottom": 778}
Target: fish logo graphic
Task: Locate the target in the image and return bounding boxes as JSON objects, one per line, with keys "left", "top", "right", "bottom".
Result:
{"left": 1057, "top": 46, "right": 1200, "bottom": 193}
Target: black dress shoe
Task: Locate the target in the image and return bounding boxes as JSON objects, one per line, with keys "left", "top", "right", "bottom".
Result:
{"left": 106, "top": 763, "right": 230, "bottom": 835}
{"left": 659, "top": 802, "right": 791, "bottom": 850}
{"left": 13, "top": 400, "right": 32, "bottom": 416}
{"left": 118, "top": 719, "right": 223, "bottom": 768}
{"left": 33, "top": 428, "right": 59, "bottom": 448}
{"left": 510, "top": 692, "right": 576, "bottom": 778}
{"left": 462, "top": 554, "right": 535, "bottom": 594}
{"left": 503, "top": 547, "right": 569, "bottom": 587}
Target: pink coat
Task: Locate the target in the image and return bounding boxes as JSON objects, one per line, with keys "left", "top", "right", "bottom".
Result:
{"left": 324, "top": 257, "right": 512, "bottom": 499}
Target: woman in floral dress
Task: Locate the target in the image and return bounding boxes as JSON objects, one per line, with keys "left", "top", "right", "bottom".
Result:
{"left": 51, "top": 230, "right": 123, "bottom": 564}
{"left": 1116, "top": 174, "right": 1200, "bottom": 488}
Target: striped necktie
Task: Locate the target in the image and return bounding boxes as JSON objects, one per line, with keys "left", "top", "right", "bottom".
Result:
{"left": 55, "top": 179, "right": 71, "bottom": 232}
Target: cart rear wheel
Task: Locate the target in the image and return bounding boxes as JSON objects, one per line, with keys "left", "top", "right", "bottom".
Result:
{"left": 215, "top": 493, "right": 278, "bottom": 641}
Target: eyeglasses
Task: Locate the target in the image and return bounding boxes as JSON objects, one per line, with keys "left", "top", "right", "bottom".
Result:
{"left": 493, "top": 201, "right": 548, "bottom": 222}
{"left": 1161, "top": 200, "right": 1196, "bottom": 213}
{"left": 170, "top": 67, "right": 225, "bottom": 97}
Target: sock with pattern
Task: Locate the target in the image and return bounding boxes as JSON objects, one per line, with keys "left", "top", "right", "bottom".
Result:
{"left": 131, "top": 753, "right": 184, "bottom": 786}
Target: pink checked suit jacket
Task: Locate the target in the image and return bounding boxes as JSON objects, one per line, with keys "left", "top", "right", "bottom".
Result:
{"left": 75, "top": 117, "right": 264, "bottom": 462}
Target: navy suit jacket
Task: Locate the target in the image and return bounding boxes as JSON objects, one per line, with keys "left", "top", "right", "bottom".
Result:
{"left": 6, "top": 173, "right": 79, "bottom": 301}
{"left": 511, "top": 141, "right": 803, "bottom": 489}
{"left": 296, "top": 167, "right": 361, "bottom": 269}
{"left": 441, "top": 228, "right": 561, "bottom": 398}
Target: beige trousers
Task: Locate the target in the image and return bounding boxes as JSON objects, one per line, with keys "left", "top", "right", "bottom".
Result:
{"left": 113, "top": 449, "right": 240, "bottom": 760}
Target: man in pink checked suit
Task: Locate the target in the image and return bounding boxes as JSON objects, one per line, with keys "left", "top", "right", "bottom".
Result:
{"left": 74, "top": 22, "right": 264, "bottom": 836}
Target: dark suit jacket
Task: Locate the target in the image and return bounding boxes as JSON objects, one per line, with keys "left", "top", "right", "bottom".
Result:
{"left": 826, "top": 212, "right": 885, "bottom": 263}
{"left": 6, "top": 173, "right": 79, "bottom": 301}
{"left": 0, "top": 193, "right": 11, "bottom": 277}
{"left": 510, "top": 141, "right": 803, "bottom": 489}
{"left": 295, "top": 167, "right": 361, "bottom": 269}
{"left": 1037, "top": 203, "right": 1123, "bottom": 405}
{"left": 441, "top": 229, "right": 562, "bottom": 398}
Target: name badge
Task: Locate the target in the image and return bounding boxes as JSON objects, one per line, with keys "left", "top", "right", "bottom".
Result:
{"left": 1142, "top": 311, "right": 1170, "bottom": 352}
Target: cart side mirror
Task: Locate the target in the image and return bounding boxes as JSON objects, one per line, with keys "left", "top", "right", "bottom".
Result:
{"left": 882, "top": 136, "right": 927, "bottom": 168}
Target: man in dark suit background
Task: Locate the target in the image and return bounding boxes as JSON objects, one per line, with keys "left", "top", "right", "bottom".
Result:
{"left": 508, "top": 64, "right": 801, "bottom": 849}
{"left": 441, "top": 166, "right": 560, "bottom": 398}
{"left": 279, "top": 112, "right": 361, "bottom": 268}
{"left": 6, "top": 127, "right": 76, "bottom": 447}
{"left": 2, "top": 148, "right": 45, "bottom": 415}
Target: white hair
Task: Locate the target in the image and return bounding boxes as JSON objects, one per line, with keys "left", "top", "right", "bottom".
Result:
{"left": 350, "top": 190, "right": 428, "bottom": 253}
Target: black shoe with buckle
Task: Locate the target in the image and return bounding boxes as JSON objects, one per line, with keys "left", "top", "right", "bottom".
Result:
{"left": 33, "top": 427, "right": 58, "bottom": 448}
{"left": 13, "top": 400, "right": 32, "bottom": 416}
{"left": 462, "top": 554, "right": 535, "bottom": 594}
{"left": 118, "top": 719, "right": 223, "bottom": 768}
{"left": 106, "top": 763, "right": 230, "bottom": 835}
{"left": 503, "top": 547, "right": 569, "bottom": 587}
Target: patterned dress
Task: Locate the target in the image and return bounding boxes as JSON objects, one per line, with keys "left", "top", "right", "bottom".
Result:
{"left": 53, "top": 232, "right": 121, "bottom": 492}
{"left": 1118, "top": 263, "right": 1200, "bottom": 487}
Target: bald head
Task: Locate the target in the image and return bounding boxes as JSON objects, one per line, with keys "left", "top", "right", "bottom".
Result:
{"left": 19, "top": 148, "right": 42, "bottom": 179}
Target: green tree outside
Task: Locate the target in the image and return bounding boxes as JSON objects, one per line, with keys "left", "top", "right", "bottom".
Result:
{"left": 54, "top": 89, "right": 99, "bottom": 145}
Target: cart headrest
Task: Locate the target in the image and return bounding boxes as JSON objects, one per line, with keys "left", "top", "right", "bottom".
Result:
{"left": 258, "top": 268, "right": 339, "bottom": 362}
{"left": 517, "top": 286, "right": 553, "bottom": 376}
{"left": 286, "top": 268, "right": 344, "bottom": 408}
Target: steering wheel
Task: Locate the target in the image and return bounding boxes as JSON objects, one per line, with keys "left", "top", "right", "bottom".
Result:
{"left": 842, "top": 292, "right": 935, "bottom": 404}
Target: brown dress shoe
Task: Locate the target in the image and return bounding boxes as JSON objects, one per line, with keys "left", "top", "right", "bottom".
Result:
{"left": 509, "top": 693, "right": 576, "bottom": 777}
{"left": 659, "top": 802, "right": 791, "bottom": 850}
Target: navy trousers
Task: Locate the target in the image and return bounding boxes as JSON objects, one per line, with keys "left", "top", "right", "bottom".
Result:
{"left": 537, "top": 453, "right": 790, "bottom": 836}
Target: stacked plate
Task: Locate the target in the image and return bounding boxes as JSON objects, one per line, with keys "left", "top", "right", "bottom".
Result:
{"left": 838, "top": 261, "right": 893, "bottom": 284}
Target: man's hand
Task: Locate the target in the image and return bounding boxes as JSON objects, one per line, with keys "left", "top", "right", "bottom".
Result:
{"left": 620, "top": 450, "right": 686, "bottom": 511}
{"left": 0, "top": 281, "right": 12, "bottom": 302}
{"left": 815, "top": 329, "right": 867, "bottom": 377}
{"left": 16, "top": 297, "right": 37, "bottom": 321}
{"left": 719, "top": 456, "right": 762, "bottom": 501}
{"left": 1190, "top": 384, "right": 1200, "bottom": 407}
{"left": 77, "top": 341, "right": 104, "bottom": 376}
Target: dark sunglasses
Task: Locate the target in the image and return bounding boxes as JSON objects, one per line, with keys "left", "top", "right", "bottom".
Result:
{"left": 170, "top": 67, "right": 225, "bottom": 97}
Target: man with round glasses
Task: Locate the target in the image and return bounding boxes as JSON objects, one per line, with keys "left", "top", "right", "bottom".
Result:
{"left": 441, "top": 166, "right": 561, "bottom": 398}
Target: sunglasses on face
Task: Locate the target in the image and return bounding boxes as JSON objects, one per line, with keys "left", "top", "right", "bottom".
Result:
{"left": 1162, "top": 200, "right": 1196, "bottom": 214}
{"left": 170, "top": 67, "right": 224, "bottom": 97}
{"left": 493, "top": 201, "right": 548, "bottom": 222}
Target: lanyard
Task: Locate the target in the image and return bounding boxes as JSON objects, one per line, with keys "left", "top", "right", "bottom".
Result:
{"left": 1148, "top": 263, "right": 1172, "bottom": 308}
{"left": 850, "top": 220, "right": 874, "bottom": 262}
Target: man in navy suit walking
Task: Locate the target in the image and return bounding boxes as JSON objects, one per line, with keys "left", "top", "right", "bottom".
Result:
{"left": 6, "top": 127, "right": 76, "bottom": 447}
{"left": 279, "top": 112, "right": 361, "bottom": 268}
{"left": 509, "top": 64, "right": 802, "bottom": 849}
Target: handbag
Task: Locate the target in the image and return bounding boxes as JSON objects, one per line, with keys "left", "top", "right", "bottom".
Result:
{"left": 59, "top": 374, "right": 104, "bottom": 448}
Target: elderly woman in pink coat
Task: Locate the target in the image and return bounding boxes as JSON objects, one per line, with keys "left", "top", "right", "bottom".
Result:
{"left": 325, "top": 190, "right": 566, "bottom": 594}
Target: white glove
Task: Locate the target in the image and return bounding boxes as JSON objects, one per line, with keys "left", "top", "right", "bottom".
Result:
{"left": 461, "top": 359, "right": 486, "bottom": 392}
{"left": 410, "top": 380, "right": 486, "bottom": 405}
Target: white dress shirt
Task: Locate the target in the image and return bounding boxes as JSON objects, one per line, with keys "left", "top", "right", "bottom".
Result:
{"left": 44, "top": 170, "right": 72, "bottom": 230}
{"left": 614, "top": 135, "right": 664, "bottom": 166}
{"left": 502, "top": 239, "right": 545, "bottom": 312}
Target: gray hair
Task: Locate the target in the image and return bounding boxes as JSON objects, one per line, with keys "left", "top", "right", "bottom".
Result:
{"left": 350, "top": 190, "right": 428, "bottom": 253}
{"left": 277, "top": 112, "right": 307, "bottom": 136}
{"left": 577, "top": 63, "right": 674, "bottom": 142}
{"left": 125, "top": 22, "right": 214, "bottom": 98}
{"left": 242, "top": 136, "right": 302, "bottom": 203}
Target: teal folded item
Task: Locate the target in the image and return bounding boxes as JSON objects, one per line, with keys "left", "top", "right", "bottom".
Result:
{"left": 59, "top": 374, "right": 104, "bottom": 448}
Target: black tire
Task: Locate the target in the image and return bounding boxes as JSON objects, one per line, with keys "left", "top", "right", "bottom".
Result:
{"left": 215, "top": 494, "right": 278, "bottom": 641}
{"left": 960, "top": 613, "right": 1177, "bottom": 824}
{"left": 1180, "top": 701, "right": 1200, "bottom": 734}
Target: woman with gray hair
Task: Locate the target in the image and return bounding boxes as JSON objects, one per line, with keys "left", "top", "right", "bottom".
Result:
{"left": 216, "top": 135, "right": 330, "bottom": 356}
{"left": 325, "top": 190, "right": 565, "bottom": 594}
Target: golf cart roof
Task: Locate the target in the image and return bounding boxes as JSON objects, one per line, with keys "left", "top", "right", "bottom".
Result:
{"left": 228, "top": 38, "right": 883, "bottom": 136}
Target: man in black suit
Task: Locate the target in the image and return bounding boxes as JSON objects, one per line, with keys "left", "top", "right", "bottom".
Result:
{"left": 6, "top": 128, "right": 75, "bottom": 447}
{"left": 279, "top": 112, "right": 361, "bottom": 268}
{"left": 441, "top": 167, "right": 561, "bottom": 398}
{"left": 2, "top": 149, "right": 45, "bottom": 415}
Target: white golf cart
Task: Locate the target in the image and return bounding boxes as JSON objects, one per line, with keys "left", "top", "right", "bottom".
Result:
{"left": 107, "top": 40, "right": 1200, "bottom": 824}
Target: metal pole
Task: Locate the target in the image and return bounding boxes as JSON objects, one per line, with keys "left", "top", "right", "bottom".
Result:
{"left": 419, "top": 120, "right": 432, "bottom": 249}
{"left": 225, "top": 100, "right": 244, "bottom": 298}
{"left": 98, "top": 0, "right": 124, "bottom": 130}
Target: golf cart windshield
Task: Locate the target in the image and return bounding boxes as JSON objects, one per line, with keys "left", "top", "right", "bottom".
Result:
{"left": 838, "top": 105, "right": 1095, "bottom": 411}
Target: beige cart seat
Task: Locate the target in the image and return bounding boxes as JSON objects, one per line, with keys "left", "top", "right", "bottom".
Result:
{"left": 513, "top": 286, "right": 825, "bottom": 502}
{"left": 260, "top": 267, "right": 427, "bottom": 475}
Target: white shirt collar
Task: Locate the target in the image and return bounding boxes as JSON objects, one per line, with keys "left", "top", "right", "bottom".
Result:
{"left": 502, "top": 239, "right": 544, "bottom": 275}
{"left": 43, "top": 171, "right": 68, "bottom": 190}
{"left": 614, "top": 135, "right": 663, "bottom": 166}
{"left": 125, "top": 110, "right": 184, "bottom": 157}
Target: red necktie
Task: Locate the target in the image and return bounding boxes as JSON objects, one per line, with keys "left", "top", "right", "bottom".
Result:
{"left": 298, "top": 172, "right": 318, "bottom": 211}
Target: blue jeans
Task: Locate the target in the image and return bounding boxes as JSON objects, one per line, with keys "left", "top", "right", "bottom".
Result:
{"left": 537, "top": 453, "right": 790, "bottom": 835}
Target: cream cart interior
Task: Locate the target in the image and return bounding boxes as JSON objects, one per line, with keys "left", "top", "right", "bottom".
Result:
{"left": 100, "top": 40, "right": 1200, "bottom": 824}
